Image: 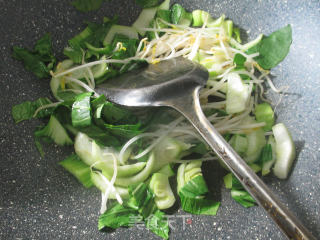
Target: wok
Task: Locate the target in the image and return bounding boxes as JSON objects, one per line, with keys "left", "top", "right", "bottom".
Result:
{"left": 0, "top": 0, "right": 319, "bottom": 239}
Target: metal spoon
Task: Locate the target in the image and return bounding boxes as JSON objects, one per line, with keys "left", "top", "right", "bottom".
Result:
{"left": 96, "top": 57, "right": 315, "bottom": 240}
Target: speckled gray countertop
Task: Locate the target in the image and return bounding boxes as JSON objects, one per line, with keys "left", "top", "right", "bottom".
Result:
{"left": 0, "top": 0, "right": 319, "bottom": 239}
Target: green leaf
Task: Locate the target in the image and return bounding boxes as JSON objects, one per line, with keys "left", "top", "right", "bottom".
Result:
{"left": 59, "top": 154, "right": 93, "bottom": 188}
{"left": 35, "top": 115, "right": 73, "bottom": 146}
{"left": 104, "top": 122, "right": 142, "bottom": 139}
{"left": 12, "top": 33, "right": 56, "bottom": 78}
{"left": 145, "top": 210, "right": 169, "bottom": 240}
{"left": 179, "top": 193, "right": 220, "bottom": 215}
{"left": 98, "top": 203, "right": 140, "bottom": 229}
{"left": 247, "top": 25, "right": 292, "bottom": 70}
{"left": 179, "top": 175, "right": 208, "bottom": 198}
{"left": 111, "top": 35, "right": 139, "bottom": 62}
{"left": 12, "top": 48, "right": 50, "bottom": 78}
{"left": 63, "top": 47, "right": 83, "bottom": 64}
{"left": 223, "top": 173, "right": 232, "bottom": 189}
{"left": 254, "top": 102, "right": 275, "bottom": 131}
{"left": 190, "top": 142, "right": 208, "bottom": 155}
{"left": 258, "top": 144, "right": 273, "bottom": 166}
{"left": 170, "top": 3, "right": 184, "bottom": 24}
{"left": 98, "top": 182, "right": 168, "bottom": 239}
{"left": 118, "top": 59, "right": 148, "bottom": 74}
{"left": 224, "top": 173, "right": 257, "bottom": 208}
{"left": 170, "top": 3, "right": 192, "bottom": 25}
{"left": 34, "top": 33, "right": 54, "bottom": 57}
{"left": 72, "top": 0, "right": 105, "bottom": 12}
{"left": 64, "top": 18, "right": 117, "bottom": 62}
{"left": 128, "top": 183, "right": 157, "bottom": 218}
{"left": 67, "top": 124, "right": 121, "bottom": 147}
{"left": 72, "top": 92, "right": 92, "bottom": 127}
{"left": 231, "top": 189, "right": 256, "bottom": 208}
{"left": 156, "top": 9, "right": 171, "bottom": 28}
{"left": 102, "top": 101, "right": 137, "bottom": 124}
{"left": 233, "top": 27, "right": 241, "bottom": 43}
{"left": 178, "top": 175, "right": 220, "bottom": 216}
{"left": 135, "top": 0, "right": 164, "bottom": 8}
{"left": 233, "top": 53, "right": 246, "bottom": 70}
{"left": 231, "top": 174, "right": 243, "bottom": 190}
{"left": 85, "top": 42, "right": 113, "bottom": 56}
{"left": 12, "top": 97, "right": 53, "bottom": 123}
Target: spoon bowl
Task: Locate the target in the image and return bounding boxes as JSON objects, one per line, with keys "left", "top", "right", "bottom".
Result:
{"left": 96, "top": 57, "right": 208, "bottom": 107}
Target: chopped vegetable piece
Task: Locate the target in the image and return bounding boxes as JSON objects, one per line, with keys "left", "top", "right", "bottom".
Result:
{"left": 231, "top": 189, "right": 256, "bottom": 208}
{"left": 72, "top": 92, "right": 92, "bottom": 127}
{"left": 145, "top": 209, "right": 169, "bottom": 240}
{"left": 170, "top": 3, "right": 192, "bottom": 26}
{"left": 59, "top": 154, "right": 93, "bottom": 188}
{"left": 248, "top": 25, "right": 292, "bottom": 70}
{"left": 261, "top": 136, "right": 276, "bottom": 176}
{"left": 272, "top": 123, "right": 296, "bottom": 179}
{"left": 35, "top": 115, "right": 73, "bottom": 146}
{"left": 255, "top": 103, "right": 275, "bottom": 131}
{"left": 103, "top": 25, "right": 139, "bottom": 45}
{"left": 12, "top": 33, "right": 56, "bottom": 78}
{"left": 149, "top": 173, "right": 175, "bottom": 209}
{"left": 12, "top": 97, "right": 53, "bottom": 123}
{"left": 226, "top": 73, "right": 250, "bottom": 114}
{"left": 98, "top": 203, "right": 139, "bottom": 229}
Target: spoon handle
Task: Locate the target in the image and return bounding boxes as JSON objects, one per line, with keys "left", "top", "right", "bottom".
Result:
{"left": 170, "top": 86, "right": 316, "bottom": 240}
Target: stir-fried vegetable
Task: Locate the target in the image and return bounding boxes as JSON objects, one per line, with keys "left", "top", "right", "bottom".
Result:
{"left": 11, "top": 1, "right": 295, "bottom": 239}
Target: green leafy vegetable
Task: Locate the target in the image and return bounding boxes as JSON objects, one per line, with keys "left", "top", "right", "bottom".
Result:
{"left": 189, "top": 142, "right": 208, "bottom": 155}
{"left": 12, "top": 33, "right": 56, "bottom": 78}
{"left": 223, "top": 173, "right": 256, "bottom": 208}
{"left": 35, "top": 115, "right": 73, "bottom": 146}
{"left": 111, "top": 34, "right": 139, "bottom": 61}
{"left": 233, "top": 53, "right": 246, "bottom": 70}
{"left": 104, "top": 122, "right": 142, "bottom": 139}
{"left": 149, "top": 172, "right": 175, "bottom": 209}
{"left": 71, "top": 0, "right": 105, "bottom": 12}
{"left": 128, "top": 183, "right": 158, "bottom": 218}
{"left": 178, "top": 166, "right": 220, "bottom": 216}
{"left": 223, "top": 173, "right": 232, "bottom": 189}
{"left": 229, "top": 134, "right": 248, "bottom": 156}
{"left": 179, "top": 193, "right": 220, "bottom": 215}
{"left": 64, "top": 18, "right": 116, "bottom": 63}
{"left": 258, "top": 144, "right": 273, "bottom": 166}
{"left": 233, "top": 27, "right": 241, "bottom": 43}
{"left": 98, "top": 203, "right": 140, "bottom": 229}
{"left": 179, "top": 175, "right": 208, "bottom": 198}
{"left": 99, "top": 182, "right": 169, "bottom": 239}
{"left": 170, "top": 3, "right": 192, "bottom": 26}
{"left": 127, "top": 183, "right": 169, "bottom": 238}
{"left": 254, "top": 103, "right": 275, "bottom": 131}
{"left": 231, "top": 189, "right": 256, "bottom": 208}
{"left": 145, "top": 209, "right": 169, "bottom": 239}
{"left": 59, "top": 154, "right": 93, "bottom": 188}
{"left": 247, "top": 25, "right": 292, "bottom": 69}
{"left": 67, "top": 124, "right": 121, "bottom": 147}
{"left": 72, "top": 92, "right": 92, "bottom": 127}
{"left": 102, "top": 102, "right": 137, "bottom": 124}
{"left": 12, "top": 97, "right": 53, "bottom": 123}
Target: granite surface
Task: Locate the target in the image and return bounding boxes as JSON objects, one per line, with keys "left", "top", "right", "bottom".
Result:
{"left": 0, "top": 0, "right": 319, "bottom": 239}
